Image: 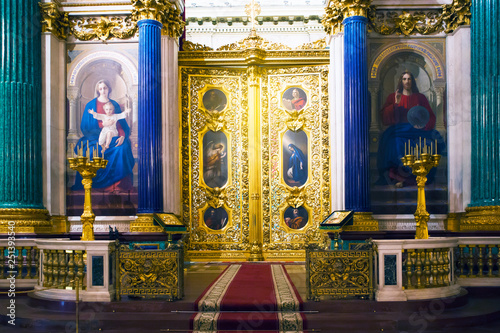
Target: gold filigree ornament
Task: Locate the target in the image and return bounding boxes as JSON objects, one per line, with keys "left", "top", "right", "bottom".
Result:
{"left": 286, "top": 187, "right": 307, "bottom": 208}
{"left": 297, "top": 38, "right": 328, "bottom": 50}
{"left": 340, "top": 0, "right": 372, "bottom": 18}
{"left": 442, "top": 0, "right": 471, "bottom": 34}
{"left": 39, "top": 2, "right": 69, "bottom": 40}
{"left": 198, "top": 85, "right": 231, "bottom": 132}
{"left": 70, "top": 16, "right": 138, "bottom": 41}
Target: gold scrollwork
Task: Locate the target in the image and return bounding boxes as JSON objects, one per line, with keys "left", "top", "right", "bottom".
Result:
{"left": 369, "top": 10, "right": 444, "bottom": 36}
{"left": 0, "top": 208, "right": 52, "bottom": 234}
{"left": 442, "top": 0, "right": 471, "bottom": 34}
{"left": 296, "top": 38, "right": 328, "bottom": 50}
{"left": 203, "top": 187, "right": 227, "bottom": 209}
{"left": 39, "top": 2, "right": 69, "bottom": 40}
{"left": 70, "top": 16, "right": 137, "bottom": 41}
{"left": 322, "top": 2, "right": 344, "bottom": 35}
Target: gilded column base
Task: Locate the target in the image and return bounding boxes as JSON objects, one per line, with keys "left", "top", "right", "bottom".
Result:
{"left": 0, "top": 208, "right": 52, "bottom": 233}
{"left": 248, "top": 241, "right": 264, "bottom": 261}
{"left": 445, "top": 213, "right": 463, "bottom": 232}
{"left": 343, "top": 212, "right": 379, "bottom": 231}
{"left": 130, "top": 213, "right": 164, "bottom": 233}
{"left": 51, "top": 215, "right": 70, "bottom": 234}
{"left": 461, "top": 206, "right": 500, "bottom": 231}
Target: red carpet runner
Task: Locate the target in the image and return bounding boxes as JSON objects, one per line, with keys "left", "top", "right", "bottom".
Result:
{"left": 191, "top": 263, "right": 306, "bottom": 332}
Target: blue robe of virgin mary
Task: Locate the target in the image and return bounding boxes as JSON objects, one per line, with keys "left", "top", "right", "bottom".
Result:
{"left": 287, "top": 144, "right": 307, "bottom": 186}
{"left": 71, "top": 98, "right": 135, "bottom": 190}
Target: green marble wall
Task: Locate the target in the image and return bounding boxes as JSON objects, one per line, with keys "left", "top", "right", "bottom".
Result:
{"left": 0, "top": 0, "right": 44, "bottom": 209}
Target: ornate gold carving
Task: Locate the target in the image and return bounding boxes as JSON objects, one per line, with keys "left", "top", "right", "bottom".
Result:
{"left": 286, "top": 187, "right": 307, "bottom": 208}
{"left": 200, "top": 106, "right": 226, "bottom": 132}
{"left": 39, "top": 2, "right": 69, "bottom": 40}
{"left": 245, "top": 0, "right": 261, "bottom": 33}
{"left": 343, "top": 212, "right": 379, "bottom": 231}
{"left": 204, "top": 187, "right": 227, "bottom": 209}
{"left": 307, "top": 248, "right": 373, "bottom": 300}
{"left": 0, "top": 208, "right": 52, "bottom": 234}
{"left": 131, "top": 0, "right": 170, "bottom": 22}
{"left": 297, "top": 38, "right": 327, "bottom": 50}
{"left": 369, "top": 10, "right": 443, "bottom": 36}
{"left": 130, "top": 214, "right": 164, "bottom": 233}
{"left": 461, "top": 206, "right": 500, "bottom": 231}
{"left": 118, "top": 247, "right": 182, "bottom": 300}
{"left": 284, "top": 103, "right": 306, "bottom": 132}
{"left": 217, "top": 34, "right": 291, "bottom": 51}
{"left": 442, "top": 0, "right": 471, "bottom": 34}
{"left": 155, "top": 213, "right": 185, "bottom": 227}
{"left": 183, "top": 40, "right": 213, "bottom": 51}
{"left": 70, "top": 16, "right": 137, "bottom": 41}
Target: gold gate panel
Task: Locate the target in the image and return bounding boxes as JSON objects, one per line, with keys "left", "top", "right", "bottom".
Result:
{"left": 181, "top": 68, "right": 250, "bottom": 261}
{"left": 262, "top": 67, "right": 330, "bottom": 260}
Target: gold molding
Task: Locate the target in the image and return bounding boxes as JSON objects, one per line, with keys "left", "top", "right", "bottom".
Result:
{"left": 296, "top": 38, "right": 328, "bottom": 50}
{"left": 39, "top": 2, "right": 69, "bottom": 40}
{"left": 0, "top": 208, "right": 52, "bottom": 234}
{"left": 70, "top": 16, "right": 137, "bottom": 41}
{"left": 461, "top": 206, "right": 500, "bottom": 231}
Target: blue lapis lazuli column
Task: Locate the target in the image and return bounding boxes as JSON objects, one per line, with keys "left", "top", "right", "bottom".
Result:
{"left": 137, "top": 19, "right": 163, "bottom": 213}
{"left": 470, "top": 0, "right": 500, "bottom": 207}
{"left": 343, "top": 16, "right": 370, "bottom": 212}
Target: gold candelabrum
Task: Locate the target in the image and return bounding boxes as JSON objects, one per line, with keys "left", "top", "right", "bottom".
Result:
{"left": 401, "top": 138, "right": 441, "bottom": 240}
{"left": 68, "top": 143, "right": 108, "bottom": 241}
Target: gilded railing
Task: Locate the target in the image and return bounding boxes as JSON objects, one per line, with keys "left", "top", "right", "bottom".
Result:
{"left": 41, "top": 249, "right": 86, "bottom": 290}
{"left": 0, "top": 239, "right": 39, "bottom": 287}
{"left": 306, "top": 245, "right": 374, "bottom": 301}
{"left": 455, "top": 238, "right": 500, "bottom": 281}
{"left": 402, "top": 248, "right": 451, "bottom": 289}
{"left": 117, "top": 244, "right": 184, "bottom": 300}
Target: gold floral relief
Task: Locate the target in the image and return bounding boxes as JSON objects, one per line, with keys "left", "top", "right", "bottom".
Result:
{"left": 262, "top": 66, "right": 330, "bottom": 254}
{"left": 180, "top": 68, "right": 249, "bottom": 256}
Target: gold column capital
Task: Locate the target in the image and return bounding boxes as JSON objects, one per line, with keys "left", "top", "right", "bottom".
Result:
{"left": 39, "top": 1, "right": 69, "bottom": 40}
{"left": 322, "top": 0, "right": 372, "bottom": 35}
{"left": 442, "top": 0, "right": 471, "bottom": 34}
{"left": 161, "top": 5, "right": 185, "bottom": 38}
{"left": 132, "top": 0, "right": 170, "bottom": 22}
{"left": 340, "top": 0, "right": 372, "bottom": 18}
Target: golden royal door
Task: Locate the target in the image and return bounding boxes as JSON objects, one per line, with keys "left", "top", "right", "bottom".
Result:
{"left": 180, "top": 41, "right": 331, "bottom": 261}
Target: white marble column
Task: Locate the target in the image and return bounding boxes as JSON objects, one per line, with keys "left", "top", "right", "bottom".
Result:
{"left": 161, "top": 35, "right": 181, "bottom": 215}
{"left": 42, "top": 32, "right": 67, "bottom": 216}
{"left": 446, "top": 26, "right": 471, "bottom": 213}
{"left": 434, "top": 83, "right": 446, "bottom": 136}
{"left": 67, "top": 87, "right": 80, "bottom": 141}
{"left": 328, "top": 33, "right": 345, "bottom": 211}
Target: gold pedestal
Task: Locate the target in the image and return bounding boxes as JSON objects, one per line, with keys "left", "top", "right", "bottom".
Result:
{"left": 0, "top": 208, "right": 52, "bottom": 233}
{"left": 343, "top": 212, "right": 379, "bottom": 231}
{"left": 51, "top": 215, "right": 70, "bottom": 233}
{"left": 445, "top": 213, "right": 462, "bottom": 232}
{"left": 461, "top": 206, "right": 500, "bottom": 231}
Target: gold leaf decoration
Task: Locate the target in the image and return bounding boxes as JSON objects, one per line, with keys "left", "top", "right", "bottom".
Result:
{"left": 161, "top": 5, "right": 185, "bottom": 38}
{"left": 286, "top": 187, "right": 307, "bottom": 208}
{"left": 369, "top": 10, "right": 444, "bottom": 36}
{"left": 296, "top": 38, "right": 327, "bottom": 50}
{"left": 70, "top": 16, "right": 137, "bottom": 41}
{"left": 322, "top": 2, "right": 344, "bottom": 35}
